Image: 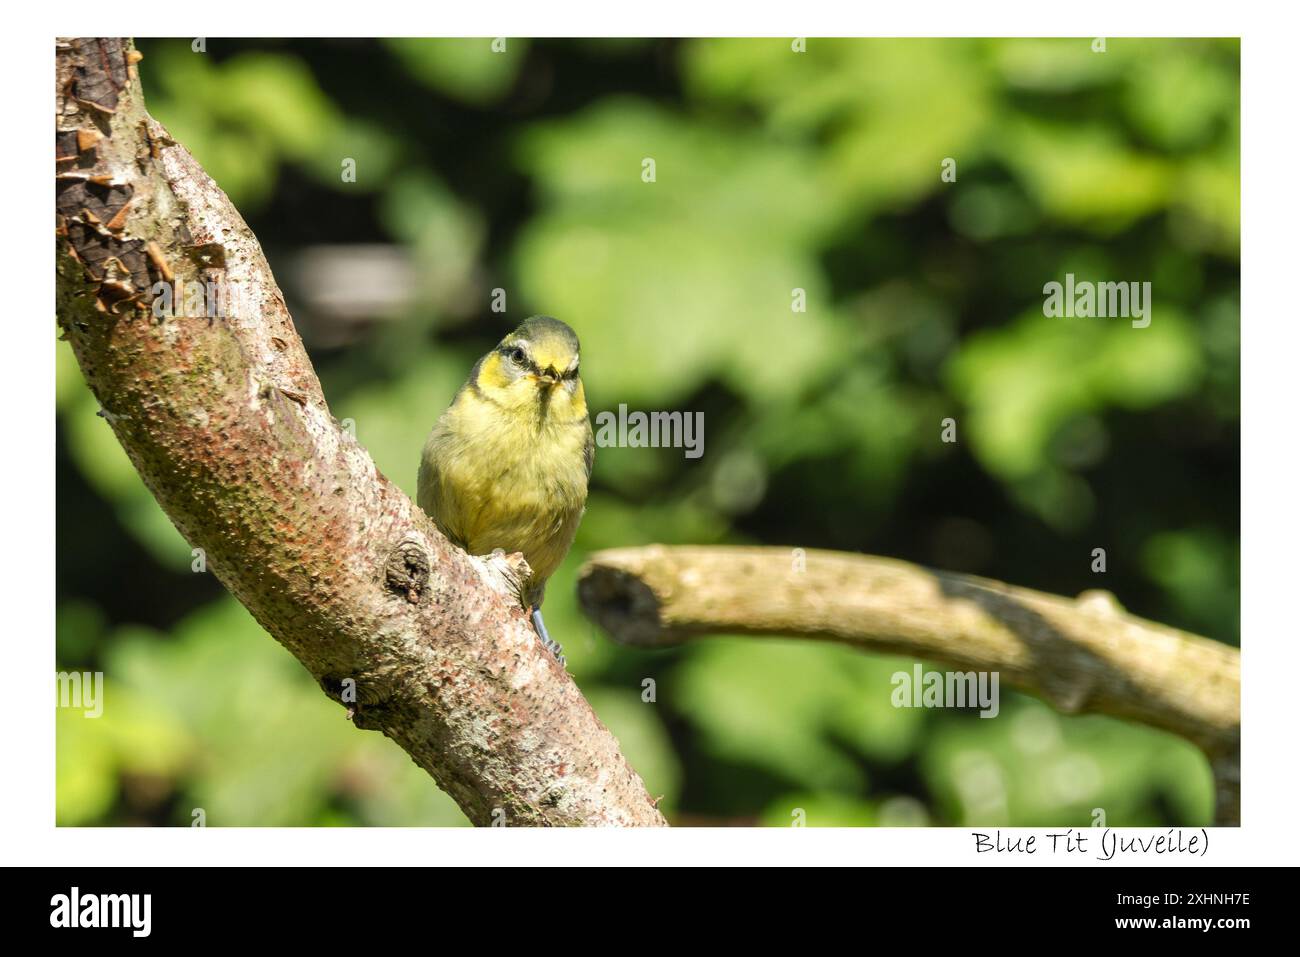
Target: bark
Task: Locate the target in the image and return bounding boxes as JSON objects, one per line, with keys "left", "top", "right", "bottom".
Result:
{"left": 55, "top": 37, "right": 665, "bottom": 827}
{"left": 578, "top": 545, "right": 1241, "bottom": 825}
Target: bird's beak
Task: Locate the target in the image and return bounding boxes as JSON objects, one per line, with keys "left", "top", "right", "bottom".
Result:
{"left": 538, "top": 368, "right": 560, "bottom": 386}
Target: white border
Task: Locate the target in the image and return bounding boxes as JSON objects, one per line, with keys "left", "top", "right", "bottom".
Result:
{"left": 6, "top": 2, "right": 1296, "bottom": 866}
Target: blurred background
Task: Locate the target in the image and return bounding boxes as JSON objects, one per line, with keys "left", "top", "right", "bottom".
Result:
{"left": 56, "top": 38, "right": 1239, "bottom": 826}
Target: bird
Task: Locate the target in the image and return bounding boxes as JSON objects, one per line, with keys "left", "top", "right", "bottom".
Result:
{"left": 418, "top": 316, "right": 593, "bottom": 666}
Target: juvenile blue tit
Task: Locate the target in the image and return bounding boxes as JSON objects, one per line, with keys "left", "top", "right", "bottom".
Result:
{"left": 418, "top": 316, "right": 593, "bottom": 665}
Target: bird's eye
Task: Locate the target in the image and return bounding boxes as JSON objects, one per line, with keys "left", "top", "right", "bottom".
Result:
{"left": 508, "top": 346, "right": 527, "bottom": 365}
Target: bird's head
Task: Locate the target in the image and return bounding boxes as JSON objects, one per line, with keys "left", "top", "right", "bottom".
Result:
{"left": 476, "top": 316, "right": 586, "bottom": 420}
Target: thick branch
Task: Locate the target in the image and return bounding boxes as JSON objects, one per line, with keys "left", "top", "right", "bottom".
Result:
{"left": 55, "top": 38, "right": 665, "bottom": 827}
{"left": 578, "top": 545, "right": 1240, "bottom": 823}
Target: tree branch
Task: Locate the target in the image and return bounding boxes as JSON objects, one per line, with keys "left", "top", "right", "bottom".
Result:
{"left": 55, "top": 37, "right": 665, "bottom": 827}
{"left": 578, "top": 545, "right": 1240, "bottom": 824}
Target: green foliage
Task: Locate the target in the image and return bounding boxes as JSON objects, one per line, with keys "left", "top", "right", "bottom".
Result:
{"left": 140, "top": 42, "right": 402, "bottom": 209}
{"left": 675, "top": 640, "right": 924, "bottom": 792}
{"left": 515, "top": 98, "right": 846, "bottom": 407}
{"left": 59, "top": 38, "right": 1238, "bottom": 826}
{"left": 922, "top": 698, "right": 1213, "bottom": 826}
{"left": 386, "top": 37, "right": 528, "bottom": 105}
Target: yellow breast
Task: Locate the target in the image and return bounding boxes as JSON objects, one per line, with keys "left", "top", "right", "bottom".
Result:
{"left": 418, "top": 356, "right": 593, "bottom": 606}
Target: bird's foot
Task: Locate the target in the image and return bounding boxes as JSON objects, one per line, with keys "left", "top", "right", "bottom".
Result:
{"left": 530, "top": 606, "right": 566, "bottom": 668}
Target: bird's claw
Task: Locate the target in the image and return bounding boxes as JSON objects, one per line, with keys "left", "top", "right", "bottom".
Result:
{"left": 531, "top": 606, "right": 566, "bottom": 668}
{"left": 540, "top": 634, "right": 566, "bottom": 667}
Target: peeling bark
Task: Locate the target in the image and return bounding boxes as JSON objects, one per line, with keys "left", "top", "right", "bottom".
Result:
{"left": 55, "top": 37, "right": 666, "bottom": 827}
{"left": 579, "top": 545, "right": 1241, "bottom": 825}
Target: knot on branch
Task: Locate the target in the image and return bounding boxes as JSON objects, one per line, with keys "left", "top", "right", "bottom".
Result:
{"left": 385, "top": 536, "right": 431, "bottom": 604}
{"left": 318, "top": 673, "right": 392, "bottom": 732}
{"left": 1076, "top": 588, "right": 1125, "bottom": 617}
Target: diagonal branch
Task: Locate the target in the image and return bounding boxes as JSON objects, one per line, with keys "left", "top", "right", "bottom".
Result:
{"left": 55, "top": 37, "right": 665, "bottom": 827}
{"left": 578, "top": 545, "right": 1240, "bottom": 824}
